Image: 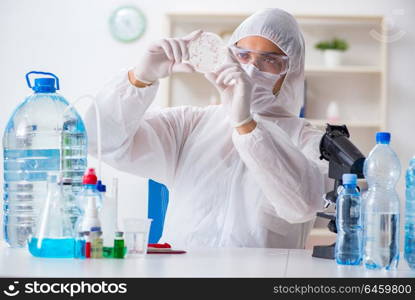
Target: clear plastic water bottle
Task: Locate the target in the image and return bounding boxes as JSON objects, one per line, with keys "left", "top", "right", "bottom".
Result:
{"left": 335, "top": 173, "right": 363, "bottom": 265}
{"left": 405, "top": 157, "right": 415, "bottom": 269}
{"left": 363, "top": 132, "right": 401, "bottom": 270}
{"left": 3, "top": 71, "right": 87, "bottom": 247}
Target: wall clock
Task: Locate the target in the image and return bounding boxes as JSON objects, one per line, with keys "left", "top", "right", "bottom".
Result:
{"left": 109, "top": 6, "right": 146, "bottom": 43}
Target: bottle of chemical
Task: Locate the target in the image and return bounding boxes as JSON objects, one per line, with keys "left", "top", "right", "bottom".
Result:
{"left": 85, "top": 231, "right": 91, "bottom": 258}
{"left": 335, "top": 173, "right": 363, "bottom": 265}
{"left": 76, "top": 168, "right": 101, "bottom": 263}
{"left": 96, "top": 179, "right": 106, "bottom": 210}
{"left": 74, "top": 231, "right": 86, "bottom": 259}
{"left": 405, "top": 157, "right": 415, "bottom": 270}
{"left": 100, "top": 178, "right": 119, "bottom": 249}
{"left": 28, "top": 172, "right": 75, "bottom": 258}
{"left": 77, "top": 193, "right": 101, "bottom": 234}
{"left": 113, "top": 231, "right": 125, "bottom": 259}
{"left": 78, "top": 168, "right": 102, "bottom": 211}
{"left": 3, "top": 71, "right": 87, "bottom": 248}
{"left": 90, "top": 227, "right": 103, "bottom": 258}
{"left": 61, "top": 178, "right": 82, "bottom": 232}
{"left": 363, "top": 132, "right": 401, "bottom": 270}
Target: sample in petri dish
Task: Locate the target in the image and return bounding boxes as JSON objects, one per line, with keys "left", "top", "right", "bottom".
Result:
{"left": 188, "top": 32, "right": 227, "bottom": 73}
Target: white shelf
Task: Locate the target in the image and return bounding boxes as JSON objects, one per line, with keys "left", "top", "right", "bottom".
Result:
{"left": 297, "top": 15, "right": 383, "bottom": 26}
{"left": 167, "top": 12, "right": 383, "bottom": 24}
{"left": 309, "top": 228, "right": 336, "bottom": 237}
{"left": 305, "top": 65, "right": 382, "bottom": 74}
{"left": 307, "top": 119, "right": 381, "bottom": 128}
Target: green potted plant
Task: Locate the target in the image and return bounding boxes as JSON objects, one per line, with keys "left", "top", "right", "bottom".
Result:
{"left": 315, "top": 37, "right": 349, "bottom": 67}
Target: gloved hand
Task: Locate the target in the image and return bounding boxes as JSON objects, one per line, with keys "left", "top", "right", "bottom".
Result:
{"left": 205, "top": 49, "right": 254, "bottom": 127}
{"left": 133, "top": 30, "right": 203, "bottom": 84}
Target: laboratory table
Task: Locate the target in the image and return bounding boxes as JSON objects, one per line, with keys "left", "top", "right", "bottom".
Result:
{"left": 0, "top": 242, "right": 413, "bottom": 278}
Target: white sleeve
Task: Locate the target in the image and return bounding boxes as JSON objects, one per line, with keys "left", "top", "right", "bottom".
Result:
{"left": 232, "top": 119, "right": 327, "bottom": 224}
{"left": 84, "top": 71, "right": 186, "bottom": 187}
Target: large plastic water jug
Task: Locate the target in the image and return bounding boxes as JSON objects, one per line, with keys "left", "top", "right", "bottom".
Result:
{"left": 3, "top": 71, "right": 87, "bottom": 247}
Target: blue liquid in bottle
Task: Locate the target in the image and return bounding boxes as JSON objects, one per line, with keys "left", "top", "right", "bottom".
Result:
{"left": 335, "top": 174, "right": 363, "bottom": 265}
{"left": 405, "top": 157, "right": 415, "bottom": 270}
{"left": 74, "top": 231, "right": 86, "bottom": 259}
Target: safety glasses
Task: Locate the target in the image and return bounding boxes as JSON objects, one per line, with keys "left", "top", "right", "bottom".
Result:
{"left": 230, "top": 46, "right": 289, "bottom": 75}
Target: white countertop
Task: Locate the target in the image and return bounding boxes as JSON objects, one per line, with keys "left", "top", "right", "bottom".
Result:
{"left": 0, "top": 243, "right": 414, "bottom": 278}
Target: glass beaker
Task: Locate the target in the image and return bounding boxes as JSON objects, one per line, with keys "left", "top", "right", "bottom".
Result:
{"left": 28, "top": 172, "right": 75, "bottom": 258}
{"left": 123, "top": 218, "right": 152, "bottom": 258}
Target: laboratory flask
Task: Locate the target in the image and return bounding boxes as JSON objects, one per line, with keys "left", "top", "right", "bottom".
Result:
{"left": 28, "top": 172, "right": 75, "bottom": 258}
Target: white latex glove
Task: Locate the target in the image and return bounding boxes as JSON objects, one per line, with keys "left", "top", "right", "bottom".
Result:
{"left": 205, "top": 48, "right": 254, "bottom": 127}
{"left": 133, "top": 30, "right": 203, "bottom": 84}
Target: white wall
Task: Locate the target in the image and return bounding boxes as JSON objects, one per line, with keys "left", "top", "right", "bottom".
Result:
{"left": 1, "top": 0, "right": 414, "bottom": 235}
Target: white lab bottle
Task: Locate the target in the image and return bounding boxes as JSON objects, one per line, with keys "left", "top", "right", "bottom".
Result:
{"left": 78, "top": 196, "right": 101, "bottom": 232}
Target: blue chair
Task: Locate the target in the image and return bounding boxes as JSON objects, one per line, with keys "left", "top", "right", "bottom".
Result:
{"left": 148, "top": 180, "right": 169, "bottom": 244}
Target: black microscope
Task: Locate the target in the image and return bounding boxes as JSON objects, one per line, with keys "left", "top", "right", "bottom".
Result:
{"left": 312, "top": 124, "right": 366, "bottom": 259}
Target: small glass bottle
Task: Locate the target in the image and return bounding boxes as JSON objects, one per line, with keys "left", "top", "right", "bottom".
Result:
{"left": 91, "top": 227, "right": 103, "bottom": 258}
{"left": 85, "top": 231, "right": 91, "bottom": 258}
{"left": 74, "top": 231, "right": 86, "bottom": 259}
{"left": 113, "top": 231, "right": 125, "bottom": 259}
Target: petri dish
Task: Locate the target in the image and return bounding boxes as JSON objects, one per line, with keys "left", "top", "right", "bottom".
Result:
{"left": 188, "top": 32, "right": 227, "bottom": 73}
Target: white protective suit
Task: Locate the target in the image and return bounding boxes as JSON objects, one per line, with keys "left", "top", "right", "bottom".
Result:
{"left": 84, "top": 8, "right": 328, "bottom": 249}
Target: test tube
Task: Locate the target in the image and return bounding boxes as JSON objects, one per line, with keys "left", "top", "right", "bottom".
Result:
{"left": 112, "top": 178, "right": 119, "bottom": 230}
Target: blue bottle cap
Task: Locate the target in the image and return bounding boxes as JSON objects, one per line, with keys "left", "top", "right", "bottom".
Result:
{"left": 26, "top": 71, "right": 60, "bottom": 93}
{"left": 376, "top": 132, "right": 391, "bottom": 144}
{"left": 33, "top": 78, "right": 57, "bottom": 93}
{"left": 96, "top": 180, "right": 106, "bottom": 192}
{"left": 342, "top": 173, "right": 357, "bottom": 185}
